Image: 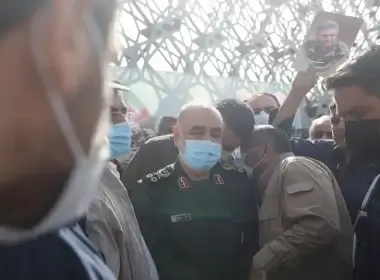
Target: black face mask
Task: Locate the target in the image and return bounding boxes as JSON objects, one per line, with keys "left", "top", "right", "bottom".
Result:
{"left": 345, "top": 119, "right": 380, "bottom": 160}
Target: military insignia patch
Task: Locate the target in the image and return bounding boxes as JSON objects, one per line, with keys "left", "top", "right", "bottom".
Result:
{"left": 171, "top": 213, "right": 192, "bottom": 223}
{"left": 150, "top": 176, "right": 158, "bottom": 183}
{"left": 158, "top": 167, "right": 172, "bottom": 178}
{"left": 214, "top": 174, "right": 224, "bottom": 185}
{"left": 222, "top": 164, "right": 233, "bottom": 171}
{"left": 178, "top": 177, "right": 191, "bottom": 189}
{"left": 236, "top": 167, "right": 245, "bottom": 173}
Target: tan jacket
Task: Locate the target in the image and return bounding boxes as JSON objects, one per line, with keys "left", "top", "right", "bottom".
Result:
{"left": 86, "top": 164, "right": 159, "bottom": 280}
{"left": 254, "top": 153, "right": 353, "bottom": 280}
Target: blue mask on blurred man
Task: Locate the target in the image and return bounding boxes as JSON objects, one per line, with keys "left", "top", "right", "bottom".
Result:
{"left": 109, "top": 123, "right": 132, "bottom": 158}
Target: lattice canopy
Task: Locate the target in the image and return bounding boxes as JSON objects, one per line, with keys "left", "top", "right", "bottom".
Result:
{"left": 114, "top": 0, "right": 380, "bottom": 103}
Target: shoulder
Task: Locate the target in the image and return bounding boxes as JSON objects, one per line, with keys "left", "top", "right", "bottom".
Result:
{"left": 145, "top": 134, "right": 174, "bottom": 145}
{"left": 280, "top": 156, "right": 333, "bottom": 186}
{"left": 290, "top": 137, "right": 336, "bottom": 159}
{"left": 138, "top": 164, "right": 175, "bottom": 185}
{"left": 218, "top": 162, "right": 246, "bottom": 175}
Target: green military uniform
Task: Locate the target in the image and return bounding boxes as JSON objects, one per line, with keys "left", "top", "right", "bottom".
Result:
{"left": 303, "top": 40, "right": 348, "bottom": 71}
{"left": 131, "top": 161, "right": 258, "bottom": 280}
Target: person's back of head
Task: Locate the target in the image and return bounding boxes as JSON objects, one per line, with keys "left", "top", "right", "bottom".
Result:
{"left": 0, "top": 0, "right": 117, "bottom": 236}
{"left": 158, "top": 116, "right": 177, "bottom": 135}
{"left": 216, "top": 98, "right": 255, "bottom": 152}
{"left": 249, "top": 125, "right": 292, "bottom": 154}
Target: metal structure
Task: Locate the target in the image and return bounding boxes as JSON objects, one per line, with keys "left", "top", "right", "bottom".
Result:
{"left": 112, "top": 0, "right": 380, "bottom": 120}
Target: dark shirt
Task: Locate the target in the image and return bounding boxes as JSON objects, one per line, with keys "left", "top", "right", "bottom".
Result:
{"left": 0, "top": 225, "right": 115, "bottom": 280}
{"left": 275, "top": 117, "right": 379, "bottom": 222}
{"left": 353, "top": 174, "right": 380, "bottom": 279}
{"left": 290, "top": 136, "right": 380, "bottom": 222}
{"left": 131, "top": 161, "right": 258, "bottom": 280}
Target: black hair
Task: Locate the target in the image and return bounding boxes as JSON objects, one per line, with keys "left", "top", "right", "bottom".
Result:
{"left": 158, "top": 116, "right": 177, "bottom": 135}
{"left": 216, "top": 98, "right": 255, "bottom": 141}
{"left": 324, "top": 46, "right": 380, "bottom": 97}
{"left": 0, "top": 0, "right": 116, "bottom": 40}
{"left": 316, "top": 20, "right": 339, "bottom": 33}
{"left": 250, "top": 125, "right": 292, "bottom": 154}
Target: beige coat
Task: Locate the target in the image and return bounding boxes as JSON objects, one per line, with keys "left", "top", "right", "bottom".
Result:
{"left": 86, "top": 164, "right": 158, "bottom": 280}
{"left": 254, "top": 153, "right": 353, "bottom": 280}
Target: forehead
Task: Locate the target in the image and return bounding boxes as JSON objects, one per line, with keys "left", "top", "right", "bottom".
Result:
{"left": 248, "top": 95, "right": 278, "bottom": 109}
{"left": 318, "top": 28, "right": 338, "bottom": 35}
{"left": 314, "top": 122, "right": 331, "bottom": 131}
{"left": 180, "top": 108, "right": 223, "bottom": 130}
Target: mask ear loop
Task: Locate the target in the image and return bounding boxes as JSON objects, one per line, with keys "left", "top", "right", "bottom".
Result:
{"left": 29, "top": 9, "right": 105, "bottom": 161}
{"left": 249, "top": 144, "right": 267, "bottom": 170}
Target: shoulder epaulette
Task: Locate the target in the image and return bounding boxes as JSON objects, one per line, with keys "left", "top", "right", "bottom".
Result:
{"left": 221, "top": 163, "right": 245, "bottom": 173}
{"left": 144, "top": 164, "right": 174, "bottom": 183}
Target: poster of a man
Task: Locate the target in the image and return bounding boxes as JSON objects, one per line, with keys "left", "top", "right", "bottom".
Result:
{"left": 293, "top": 12, "right": 363, "bottom": 77}
{"left": 304, "top": 20, "right": 348, "bottom": 70}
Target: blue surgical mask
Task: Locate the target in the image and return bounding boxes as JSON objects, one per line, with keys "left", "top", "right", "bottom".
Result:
{"left": 109, "top": 123, "right": 132, "bottom": 158}
{"left": 181, "top": 140, "right": 222, "bottom": 171}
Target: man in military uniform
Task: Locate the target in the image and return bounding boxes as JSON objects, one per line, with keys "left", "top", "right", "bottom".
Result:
{"left": 122, "top": 99, "right": 255, "bottom": 191}
{"left": 131, "top": 102, "right": 258, "bottom": 280}
{"left": 303, "top": 20, "right": 349, "bottom": 71}
{"left": 240, "top": 126, "right": 352, "bottom": 280}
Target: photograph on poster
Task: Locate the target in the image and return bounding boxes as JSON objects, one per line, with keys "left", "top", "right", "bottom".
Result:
{"left": 292, "top": 12, "right": 363, "bottom": 77}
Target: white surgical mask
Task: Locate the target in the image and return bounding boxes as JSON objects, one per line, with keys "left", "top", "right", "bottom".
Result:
{"left": 0, "top": 12, "right": 109, "bottom": 243}
{"left": 255, "top": 111, "right": 270, "bottom": 125}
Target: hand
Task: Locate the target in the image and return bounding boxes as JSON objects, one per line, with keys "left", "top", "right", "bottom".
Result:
{"left": 249, "top": 267, "right": 267, "bottom": 280}
{"left": 291, "top": 70, "right": 317, "bottom": 93}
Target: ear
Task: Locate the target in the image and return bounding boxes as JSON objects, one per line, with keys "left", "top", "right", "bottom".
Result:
{"left": 40, "top": 0, "right": 92, "bottom": 96}
{"left": 172, "top": 125, "right": 180, "bottom": 147}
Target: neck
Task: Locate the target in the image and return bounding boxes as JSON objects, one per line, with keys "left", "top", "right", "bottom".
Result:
{"left": 179, "top": 158, "right": 209, "bottom": 181}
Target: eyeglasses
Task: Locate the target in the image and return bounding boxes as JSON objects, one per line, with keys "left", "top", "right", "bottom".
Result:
{"left": 314, "top": 130, "right": 333, "bottom": 139}
{"left": 253, "top": 107, "right": 277, "bottom": 115}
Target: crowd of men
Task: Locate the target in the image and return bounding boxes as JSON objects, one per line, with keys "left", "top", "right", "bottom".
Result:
{"left": 1, "top": 0, "right": 380, "bottom": 280}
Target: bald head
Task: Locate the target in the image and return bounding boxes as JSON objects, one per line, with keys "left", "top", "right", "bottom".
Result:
{"left": 177, "top": 102, "right": 223, "bottom": 124}
{"left": 173, "top": 102, "right": 224, "bottom": 148}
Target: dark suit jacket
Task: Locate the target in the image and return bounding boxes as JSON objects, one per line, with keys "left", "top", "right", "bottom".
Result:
{"left": 121, "top": 134, "right": 178, "bottom": 191}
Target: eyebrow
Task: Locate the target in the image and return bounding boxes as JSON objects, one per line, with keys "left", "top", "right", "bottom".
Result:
{"left": 189, "top": 125, "right": 206, "bottom": 132}
{"left": 189, "top": 126, "right": 222, "bottom": 133}
{"left": 210, "top": 127, "right": 223, "bottom": 134}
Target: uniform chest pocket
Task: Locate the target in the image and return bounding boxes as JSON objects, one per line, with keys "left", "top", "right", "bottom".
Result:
{"left": 169, "top": 216, "right": 245, "bottom": 256}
